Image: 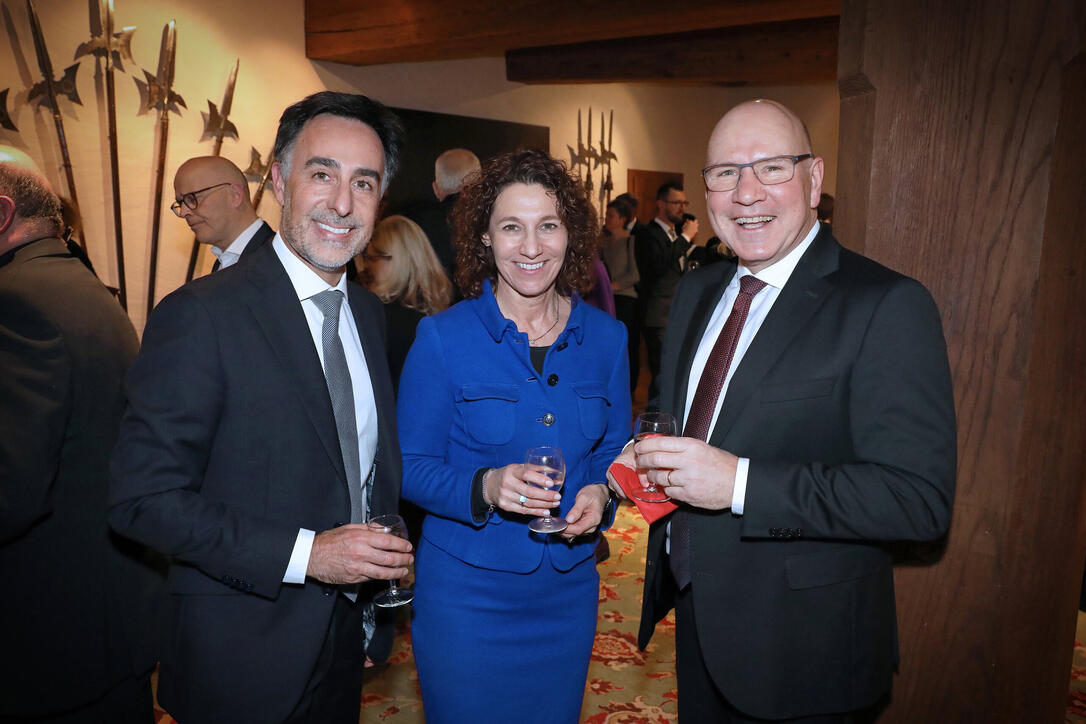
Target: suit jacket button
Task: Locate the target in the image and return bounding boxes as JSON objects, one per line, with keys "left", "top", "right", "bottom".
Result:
{"left": 542, "top": 413, "right": 555, "bottom": 426}
{"left": 547, "top": 374, "right": 559, "bottom": 386}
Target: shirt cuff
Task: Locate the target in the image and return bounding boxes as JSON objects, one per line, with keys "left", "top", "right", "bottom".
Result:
{"left": 283, "top": 528, "right": 315, "bottom": 583}
{"left": 730, "top": 457, "right": 751, "bottom": 514}
{"left": 470, "top": 467, "right": 493, "bottom": 523}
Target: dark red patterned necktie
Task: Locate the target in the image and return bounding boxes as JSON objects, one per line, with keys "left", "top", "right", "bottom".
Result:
{"left": 671, "top": 274, "right": 767, "bottom": 589}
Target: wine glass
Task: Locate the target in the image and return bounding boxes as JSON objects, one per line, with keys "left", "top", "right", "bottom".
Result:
{"left": 524, "top": 446, "right": 567, "bottom": 534}
{"left": 631, "top": 411, "right": 677, "bottom": 503}
{"left": 369, "top": 514, "right": 414, "bottom": 608}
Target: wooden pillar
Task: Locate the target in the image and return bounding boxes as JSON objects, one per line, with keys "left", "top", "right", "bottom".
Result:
{"left": 836, "top": 1, "right": 1086, "bottom": 721}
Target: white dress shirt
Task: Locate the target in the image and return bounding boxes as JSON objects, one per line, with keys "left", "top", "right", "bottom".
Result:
{"left": 682, "top": 221, "right": 820, "bottom": 513}
{"left": 210, "top": 218, "right": 266, "bottom": 270}
{"left": 272, "top": 234, "right": 380, "bottom": 583}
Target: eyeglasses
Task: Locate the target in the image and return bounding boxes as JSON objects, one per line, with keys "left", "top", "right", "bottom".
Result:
{"left": 701, "top": 154, "right": 813, "bottom": 192}
{"left": 170, "top": 182, "right": 232, "bottom": 216}
{"left": 664, "top": 199, "right": 689, "bottom": 207}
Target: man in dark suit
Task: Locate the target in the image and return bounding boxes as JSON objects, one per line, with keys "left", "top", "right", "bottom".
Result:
{"left": 404, "top": 147, "right": 480, "bottom": 292}
{"left": 634, "top": 181, "right": 701, "bottom": 400}
{"left": 110, "top": 92, "right": 413, "bottom": 724}
{"left": 614, "top": 100, "right": 956, "bottom": 722}
{"left": 0, "top": 147, "right": 163, "bottom": 722}
{"left": 172, "top": 155, "right": 275, "bottom": 272}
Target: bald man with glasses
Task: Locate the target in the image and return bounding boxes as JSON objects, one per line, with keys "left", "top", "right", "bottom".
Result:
{"left": 173, "top": 156, "right": 275, "bottom": 272}
{"left": 613, "top": 99, "right": 956, "bottom": 722}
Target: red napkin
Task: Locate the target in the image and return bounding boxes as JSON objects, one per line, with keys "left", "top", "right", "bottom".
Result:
{"left": 608, "top": 462, "right": 677, "bottom": 524}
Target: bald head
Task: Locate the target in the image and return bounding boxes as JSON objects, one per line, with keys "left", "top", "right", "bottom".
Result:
{"left": 173, "top": 156, "right": 258, "bottom": 248}
{"left": 0, "top": 146, "right": 63, "bottom": 253}
{"left": 433, "top": 148, "right": 480, "bottom": 201}
{"left": 703, "top": 99, "right": 824, "bottom": 273}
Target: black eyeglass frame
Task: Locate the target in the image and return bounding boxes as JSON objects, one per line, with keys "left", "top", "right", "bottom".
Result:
{"left": 170, "top": 182, "right": 232, "bottom": 216}
{"left": 701, "top": 154, "right": 814, "bottom": 192}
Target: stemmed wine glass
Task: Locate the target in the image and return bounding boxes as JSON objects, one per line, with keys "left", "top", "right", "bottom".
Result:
{"left": 524, "top": 446, "right": 567, "bottom": 534}
{"left": 631, "top": 411, "right": 677, "bottom": 503}
{"left": 369, "top": 514, "right": 414, "bottom": 607}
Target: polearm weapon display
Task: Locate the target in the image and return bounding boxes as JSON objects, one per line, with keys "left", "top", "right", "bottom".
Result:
{"left": 583, "top": 107, "right": 597, "bottom": 198}
{"left": 0, "top": 89, "right": 16, "bottom": 131}
{"left": 136, "top": 20, "right": 185, "bottom": 319}
{"left": 76, "top": 0, "right": 136, "bottom": 308}
{"left": 599, "top": 110, "right": 618, "bottom": 208}
{"left": 243, "top": 146, "right": 275, "bottom": 212}
{"left": 26, "top": 0, "right": 84, "bottom": 250}
{"left": 185, "top": 59, "right": 240, "bottom": 281}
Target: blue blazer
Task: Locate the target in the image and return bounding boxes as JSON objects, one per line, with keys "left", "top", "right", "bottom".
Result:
{"left": 398, "top": 280, "right": 631, "bottom": 573}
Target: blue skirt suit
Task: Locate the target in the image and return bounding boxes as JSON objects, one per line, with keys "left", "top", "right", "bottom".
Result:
{"left": 397, "top": 280, "right": 631, "bottom": 723}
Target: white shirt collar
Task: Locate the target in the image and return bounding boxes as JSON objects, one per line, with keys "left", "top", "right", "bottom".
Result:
{"left": 740, "top": 220, "right": 820, "bottom": 290}
{"left": 210, "top": 218, "right": 265, "bottom": 259}
{"left": 272, "top": 233, "right": 348, "bottom": 302}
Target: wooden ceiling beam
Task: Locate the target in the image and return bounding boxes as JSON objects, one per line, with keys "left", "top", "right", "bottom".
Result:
{"left": 305, "top": 0, "right": 841, "bottom": 66}
{"left": 505, "top": 17, "right": 839, "bottom": 86}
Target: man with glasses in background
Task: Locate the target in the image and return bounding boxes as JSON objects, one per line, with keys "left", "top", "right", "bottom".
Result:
{"left": 614, "top": 99, "right": 956, "bottom": 722}
{"left": 172, "top": 156, "right": 275, "bottom": 272}
{"left": 634, "top": 181, "right": 701, "bottom": 400}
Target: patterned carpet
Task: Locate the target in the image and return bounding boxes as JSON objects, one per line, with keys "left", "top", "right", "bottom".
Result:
{"left": 358, "top": 500, "right": 678, "bottom": 722}
{"left": 151, "top": 505, "right": 1086, "bottom": 723}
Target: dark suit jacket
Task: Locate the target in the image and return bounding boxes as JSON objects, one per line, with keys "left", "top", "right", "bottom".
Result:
{"left": 634, "top": 219, "right": 690, "bottom": 327}
{"left": 404, "top": 194, "right": 457, "bottom": 283}
{"left": 0, "top": 237, "right": 164, "bottom": 717}
{"left": 638, "top": 224, "right": 956, "bottom": 720}
{"left": 110, "top": 241, "right": 401, "bottom": 724}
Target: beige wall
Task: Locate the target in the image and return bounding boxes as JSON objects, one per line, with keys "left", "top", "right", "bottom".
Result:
{"left": 1, "top": 0, "right": 837, "bottom": 330}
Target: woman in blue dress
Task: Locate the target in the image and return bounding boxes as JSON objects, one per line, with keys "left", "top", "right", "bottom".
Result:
{"left": 397, "top": 149, "right": 631, "bottom": 723}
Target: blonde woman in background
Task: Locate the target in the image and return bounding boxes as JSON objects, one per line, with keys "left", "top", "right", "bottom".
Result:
{"left": 359, "top": 214, "right": 453, "bottom": 391}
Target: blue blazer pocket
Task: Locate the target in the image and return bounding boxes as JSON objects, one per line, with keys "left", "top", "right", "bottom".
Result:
{"left": 784, "top": 545, "right": 888, "bottom": 590}
{"left": 572, "top": 382, "right": 611, "bottom": 441}
{"left": 455, "top": 383, "right": 520, "bottom": 445}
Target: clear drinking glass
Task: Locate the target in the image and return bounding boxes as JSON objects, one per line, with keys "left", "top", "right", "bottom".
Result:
{"left": 369, "top": 514, "right": 414, "bottom": 608}
{"left": 524, "top": 446, "right": 568, "bottom": 534}
{"left": 631, "top": 411, "right": 677, "bottom": 503}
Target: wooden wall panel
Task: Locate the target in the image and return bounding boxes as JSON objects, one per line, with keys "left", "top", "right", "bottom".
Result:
{"left": 836, "top": 0, "right": 1086, "bottom": 721}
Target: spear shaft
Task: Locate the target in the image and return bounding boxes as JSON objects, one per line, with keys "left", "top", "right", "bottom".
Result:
{"left": 145, "top": 21, "right": 178, "bottom": 320}
{"left": 102, "top": 0, "right": 127, "bottom": 308}
{"left": 26, "top": 0, "right": 83, "bottom": 250}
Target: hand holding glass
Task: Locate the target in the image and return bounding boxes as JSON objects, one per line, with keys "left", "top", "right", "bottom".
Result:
{"left": 632, "top": 412, "right": 677, "bottom": 503}
{"left": 369, "top": 514, "right": 414, "bottom": 608}
{"left": 524, "top": 446, "right": 567, "bottom": 534}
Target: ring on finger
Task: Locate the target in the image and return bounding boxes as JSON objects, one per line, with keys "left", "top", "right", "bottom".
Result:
{"left": 667, "top": 470, "right": 674, "bottom": 485}
{"left": 519, "top": 494, "right": 528, "bottom": 505}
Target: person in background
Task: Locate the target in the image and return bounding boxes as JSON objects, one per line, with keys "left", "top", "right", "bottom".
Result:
{"left": 397, "top": 148, "right": 631, "bottom": 723}
{"left": 358, "top": 214, "right": 452, "bottom": 392}
{"left": 172, "top": 155, "right": 275, "bottom": 272}
{"left": 599, "top": 195, "right": 640, "bottom": 394}
{"left": 405, "top": 147, "right": 481, "bottom": 289}
{"left": 1, "top": 146, "right": 164, "bottom": 724}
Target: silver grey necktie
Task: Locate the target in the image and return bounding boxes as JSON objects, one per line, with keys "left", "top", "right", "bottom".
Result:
{"left": 311, "top": 290, "right": 364, "bottom": 525}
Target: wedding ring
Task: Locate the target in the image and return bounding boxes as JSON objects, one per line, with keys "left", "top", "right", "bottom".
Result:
{"left": 667, "top": 470, "right": 674, "bottom": 486}
{"left": 519, "top": 494, "right": 528, "bottom": 505}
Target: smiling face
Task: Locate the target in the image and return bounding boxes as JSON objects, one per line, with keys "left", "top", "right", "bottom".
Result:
{"left": 483, "top": 182, "right": 568, "bottom": 305}
{"left": 705, "top": 100, "right": 823, "bottom": 273}
{"left": 272, "top": 114, "right": 385, "bottom": 284}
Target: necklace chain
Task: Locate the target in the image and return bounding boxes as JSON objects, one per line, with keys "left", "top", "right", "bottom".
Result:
{"left": 528, "top": 295, "right": 560, "bottom": 345}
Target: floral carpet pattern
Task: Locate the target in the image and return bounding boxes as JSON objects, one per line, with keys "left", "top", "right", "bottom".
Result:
{"left": 152, "top": 507, "right": 1086, "bottom": 723}
{"left": 357, "top": 500, "right": 678, "bottom": 723}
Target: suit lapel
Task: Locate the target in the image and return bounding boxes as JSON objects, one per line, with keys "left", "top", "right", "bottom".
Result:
{"left": 708, "top": 230, "right": 840, "bottom": 447}
{"left": 242, "top": 244, "right": 346, "bottom": 484}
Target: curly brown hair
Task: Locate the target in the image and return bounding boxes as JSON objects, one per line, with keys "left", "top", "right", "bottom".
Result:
{"left": 452, "top": 149, "right": 599, "bottom": 299}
